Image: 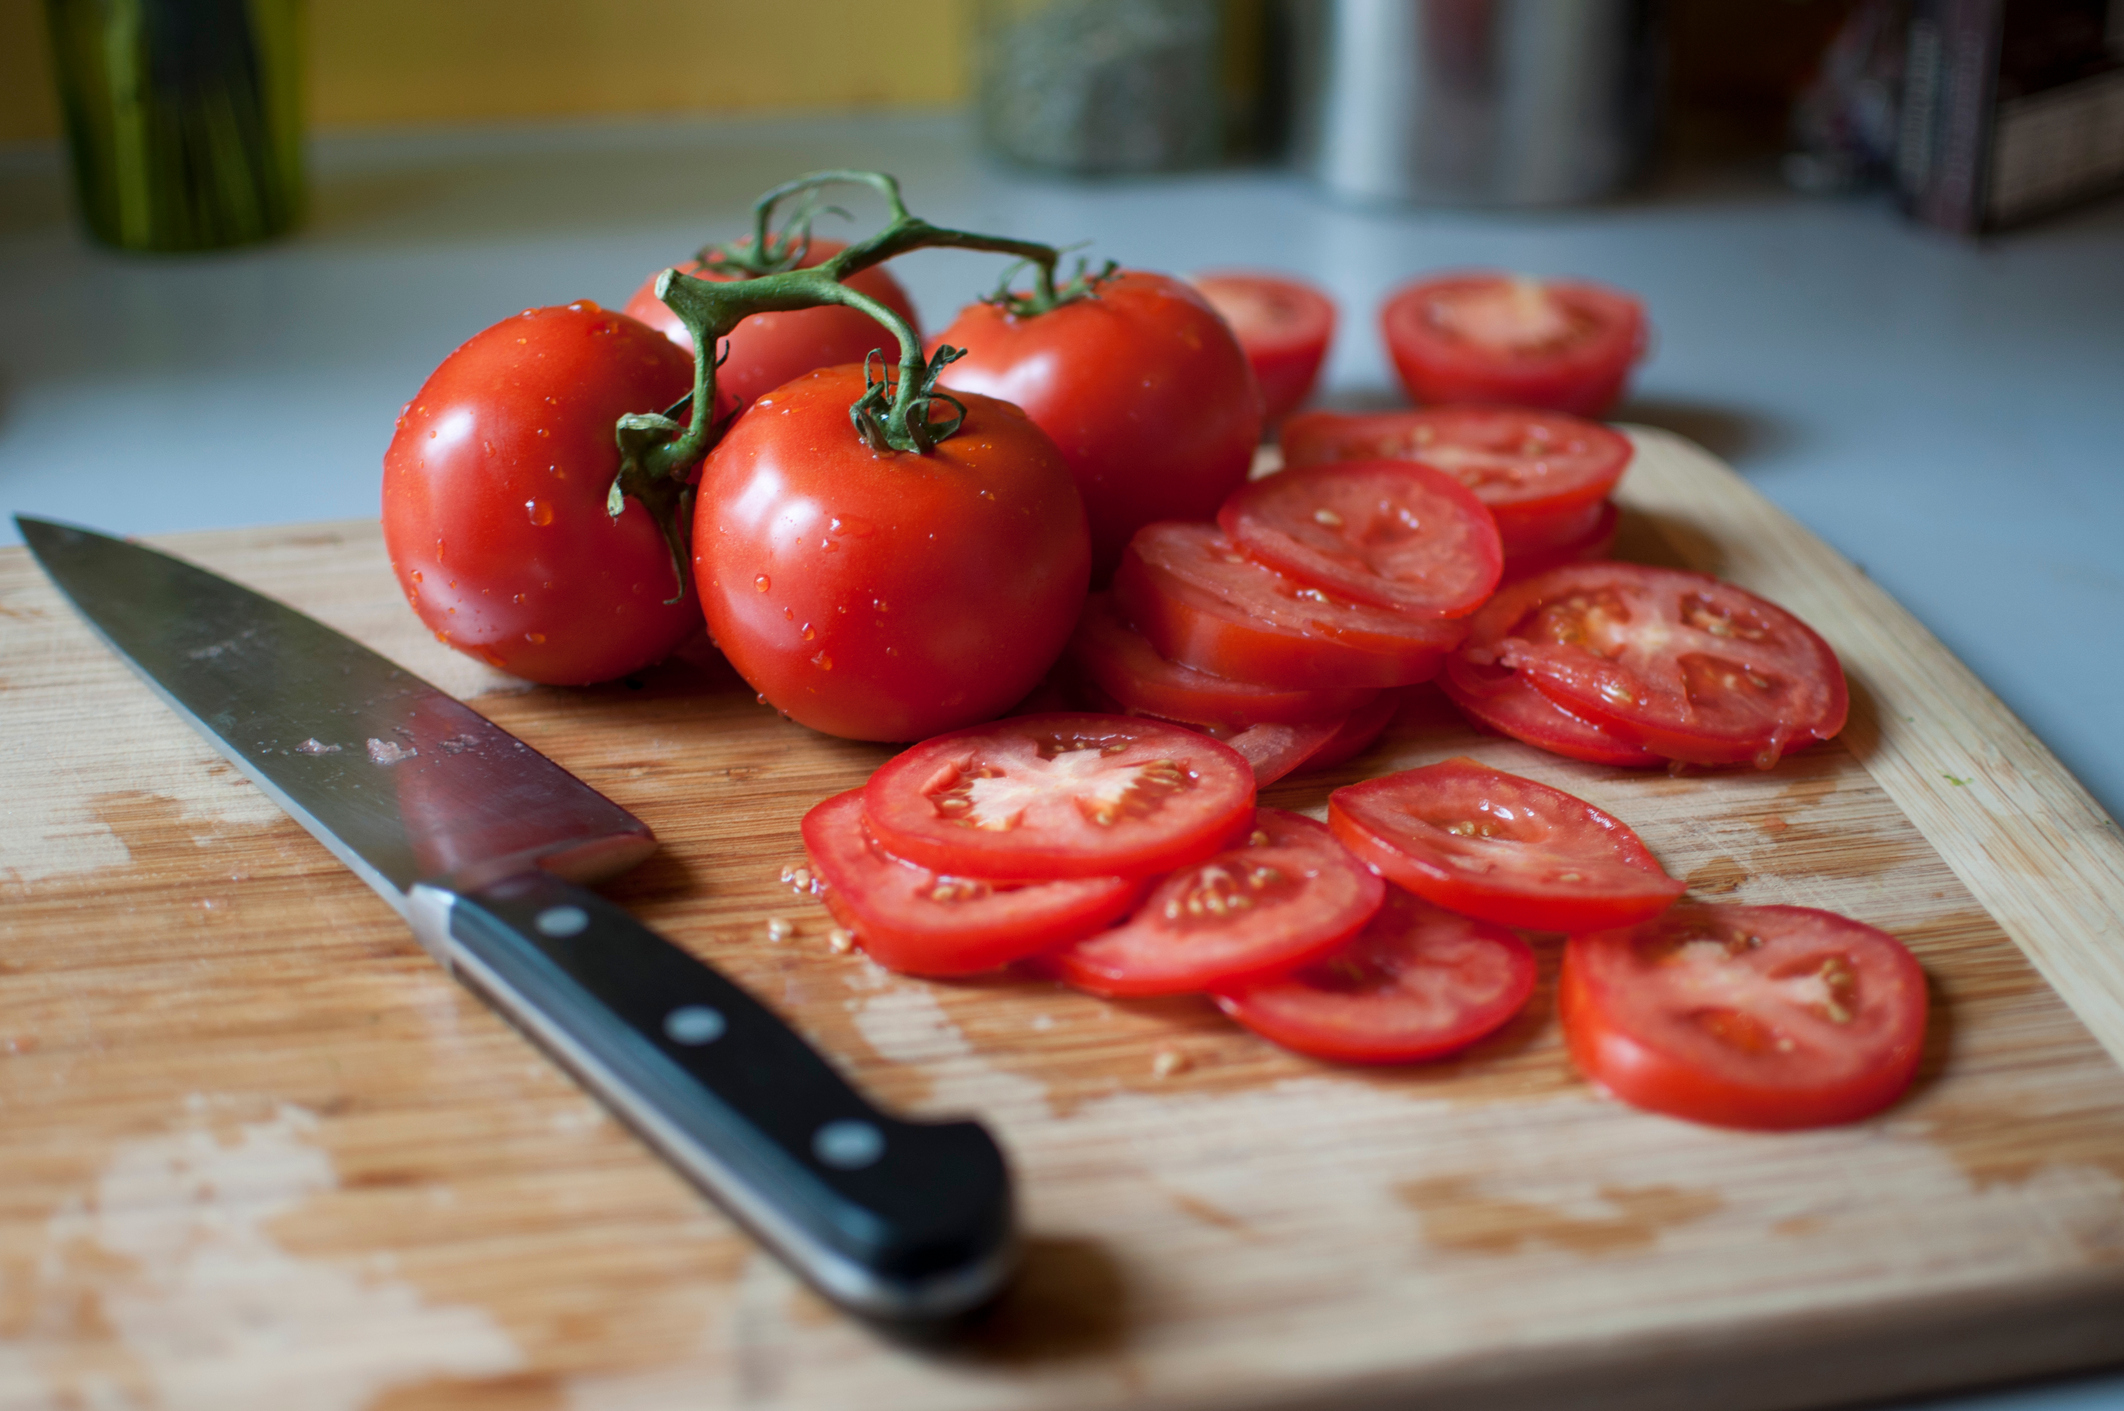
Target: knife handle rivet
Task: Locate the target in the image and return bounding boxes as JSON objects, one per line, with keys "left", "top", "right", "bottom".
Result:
{"left": 535, "top": 905, "right": 590, "bottom": 938}
{"left": 663, "top": 1005, "right": 728, "bottom": 1046}
{"left": 813, "top": 1119, "right": 885, "bottom": 1171}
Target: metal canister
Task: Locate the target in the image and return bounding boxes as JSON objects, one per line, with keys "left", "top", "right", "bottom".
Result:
{"left": 1288, "top": 0, "right": 1663, "bottom": 206}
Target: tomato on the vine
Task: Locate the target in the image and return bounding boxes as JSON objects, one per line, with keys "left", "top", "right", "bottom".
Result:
{"left": 938, "top": 269, "right": 1263, "bottom": 581}
{"left": 623, "top": 237, "right": 922, "bottom": 410}
{"left": 1379, "top": 273, "right": 1646, "bottom": 417}
{"left": 692, "top": 365, "right": 1090, "bottom": 742}
{"left": 381, "top": 300, "right": 706, "bottom": 685}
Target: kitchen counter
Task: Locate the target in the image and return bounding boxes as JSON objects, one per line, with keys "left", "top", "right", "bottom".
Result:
{"left": 3, "top": 110, "right": 2122, "bottom": 1411}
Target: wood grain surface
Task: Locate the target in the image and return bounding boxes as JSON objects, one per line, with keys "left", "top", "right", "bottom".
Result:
{"left": 4, "top": 430, "right": 2124, "bottom": 1411}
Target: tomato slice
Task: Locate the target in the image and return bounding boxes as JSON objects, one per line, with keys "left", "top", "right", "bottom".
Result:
{"left": 801, "top": 790, "right": 1143, "bottom": 976}
{"left": 1115, "top": 522, "right": 1465, "bottom": 690}
{"left": 1560, "top": 904, "right": 1929, "bottom": 1129}
{"left": 1225, "top": 718, "right": 1347, "bottom": 787}
{"left": 1466, "top": 563, "right": 1848, "bottom": 768}
{"left": 1379, "top": 272, "right": 1647, "bottom": 418}
{"left": 1280, "top": 406, "right": 1633, "bottom": 556}
{"left": 861, "top": 713, "right": 1257, "bottom": 880}
{"left": 1217, "top": 460, "right": 1502, "bottom": 618}
{"left": 1038, "top": 809, "right": 1384, "bottom": 998}
{"left": 1190, "top": 271, "right": 1337, "bottom": 425}
{"left": 1439, "top": 655, "right": 1661, "bottom": 768}
{"left": 1329, "top": 757, "right": 1684, "bottom": 931}
{"left": 1498, "top": 498, "right": 1619, "bottom": 583}
{"left": 1295, "top": 687, "right": 1401, "bottom": 774}
{"left": 1214, "top": 887, "right": 1536, "bottom": 1063}
{"left": 1067, "top": 593, "right": 1380, "bottom": 727}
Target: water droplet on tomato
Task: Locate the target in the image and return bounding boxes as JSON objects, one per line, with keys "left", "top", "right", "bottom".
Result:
{"left": 512, "top": 592, "right": 525, "bottom": 604}
{"left": 756, "top": 692, "right": 770, "bottom": 706}
{"left": 872, "top": 598, "right": 888, "bottom": 613}
{"left": 544, "top": 395, "right": 559, "bottom": 406}
{"left": 480, "top": 649, "right": 508, "bottom": 668}
{"left": 782, "top": 606, "right": 794, "bottom": 620}
{"left": 800, "top": 624, "right": 814, "bottom": 641}
{"left": 527, "top": 500, "right": 553, "bottom": 526}
{"left": 820, "top": 539, "right": 836, "bottom": 552}
{"left": 812, "top": 652, "right": 832, "bottom": 671}
{"left": 536, "top": 427, "right": 550, "bottom": 438}
{"left": 754, "top": 574, "right": 771, "bottom": 592}
{"left": 410, "top": 569, "right": 423, "bottom": 584}
{"left": 435, "top": 630, "right": 450, "bottom": 643}
{"left": 435, "top": 538, "right": 446, "bottom": 561}
{"left": 526, "top": 631, "right": 546, "bottom": 644}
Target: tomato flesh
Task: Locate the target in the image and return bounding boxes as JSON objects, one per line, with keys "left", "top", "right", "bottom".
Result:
{"left": 1469, "top": 563, "right": 1848, "bottom": 768}
{"left": 1379, "top": 273, "right": 1647, "bottom": 417}
{"left": 1281, "top": 406, "right": 1633, "bottom": 556}
{"left": 1440, "top": 655, "right": 1661, "bottom": 768}
{"left": 1039, "top": 809, "right": 1384, "bottom": 998}
{"left": 862, "top": 713, "right": 1257, "bottom": 880}
{"left": 623, "top": 238, "right": 922, "bottom": 410}
{"left": 1190, "top": 271, "right": 1336, "bottom": 424}
{"left": 1218, "top": 460, "right": 1502, "bottom": 618}
{"left": 1329, "top": 757, "right": 1683, "bottom": 932}
{"left": 938, "top": 270, "right": 1263, "bottom": 582}
{"left": 1561, "top": 904, "right": 1929, "bottom": 1129}
{"left": 801, "top": 790, "right": 1142, "bottom": 976}
{"left": 1116, "top": 522, "right": 1464, "bottom": 690}
{"left": 694, "top": 366, "right": 1090, "bottom": 743}
{"left": 381, "top": 301, "right": 702, "bottom": 685}
{"left": 1215, "top": 887, "right": 1536, "bottom": 1063}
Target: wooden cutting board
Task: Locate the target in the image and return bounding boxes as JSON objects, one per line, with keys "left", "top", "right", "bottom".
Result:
{"left": 5, "top": 429, "right": 2124, "bottom": 1411}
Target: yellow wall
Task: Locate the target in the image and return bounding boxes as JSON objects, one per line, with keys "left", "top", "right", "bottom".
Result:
{"left": 3, "top": 0, "right": 969, "bottom": 144}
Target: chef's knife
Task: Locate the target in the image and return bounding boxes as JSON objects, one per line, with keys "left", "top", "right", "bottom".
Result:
{"left": 16, "top": 516, "right": 1015, "bottom": 1323}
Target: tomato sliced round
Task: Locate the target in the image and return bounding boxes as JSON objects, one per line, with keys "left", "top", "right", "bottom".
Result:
{"left": 1296, "top": 687, "right": 1402, "bottom": 774}
{"left": 1440, "top": 655, "right": 1661, "bottom": 768}
{"left": 862, "top": 713, "right": 1257, "bottom": 880}
{"left": 1067, "top": 593, "right": 1380, "bottom": 727}
{"left": 1379, "top": 272, "right": 1647, "bottom": 417}
{"left": 801, "top": 790, "right": 1143, "bottom": 976}
{"left": 1190, "top": 271, "right": 1337, "bottom": 424}
{"left": 1329, "top": 757, "right": 1684, "bottom": 931}
{"left": 1115, "top": 522, "right": 1465, "bottom": 690}
{"left": 1215, "top": 887, "right": 1536, "bottom": 1063}
{"left": 1218, "top": 460, "right": 1502, "bottom": 618}
{"left": 1281, "top": 406, "right": 1633, "bottom": 556}
{"left": 1498, "top": 498, "right": 1619, "bottom": 583}
{"left": 1466, "top": 563, "right": 1848, "bottom": 768}
{"left": 1038, "top": 810, "right": 1385, "bottom": 998}
{"left": 1560, "top": 904, "right": 1929, "bottom": 1129}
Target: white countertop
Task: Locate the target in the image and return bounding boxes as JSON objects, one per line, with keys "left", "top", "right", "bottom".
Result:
{"left": 3, "top": 110, "right": 2121, "bottom": 1410}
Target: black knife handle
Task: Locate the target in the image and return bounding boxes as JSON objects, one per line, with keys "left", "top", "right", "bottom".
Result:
{"left": 407, "top": 872, "right": 1016, "bottom": 1322}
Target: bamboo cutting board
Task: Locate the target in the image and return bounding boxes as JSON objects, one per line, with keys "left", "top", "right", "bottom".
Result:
{"left": 4, "top": 429, "right": 2124, "bottom": 1411}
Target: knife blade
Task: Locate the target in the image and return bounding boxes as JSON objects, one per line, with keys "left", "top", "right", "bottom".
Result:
{"left": 16, "top": 516, "right": 1015, "bottom": 1324}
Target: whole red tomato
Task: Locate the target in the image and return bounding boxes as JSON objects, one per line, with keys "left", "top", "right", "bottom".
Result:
{"left": 623, "top": 238, "right": 922, "bottom": 410}
{"left": 382, "top": 300, "right": 703, "bottom": 685}
{"left": 693, "top": 365, "right": 1090, "bottom": 742}
{"left": 936, "top": 270, "right": 1263, "bottom": 582}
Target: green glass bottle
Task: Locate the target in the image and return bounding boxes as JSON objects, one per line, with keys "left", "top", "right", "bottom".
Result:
{"left": 45, "top": 0, "right": 304, "bottom": 252}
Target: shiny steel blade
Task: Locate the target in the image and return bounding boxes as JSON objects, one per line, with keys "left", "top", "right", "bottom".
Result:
{"left": 18, "top": 518, "right": 656, "bottom": 911}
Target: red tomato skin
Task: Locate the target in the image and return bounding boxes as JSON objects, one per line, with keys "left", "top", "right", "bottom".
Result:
{"left": 938, "top": 271, "right": 1264, "bottom": 582}
{"left": 1440, "top": 655, "right": 1662, "bottom": 768}
{"left": 1067, "top": 592, "right": 1381, "bottom": 727}
{"left": 1039, "top": 809, "right": 1385, "bottom": 998}
{"left": 1115, "top": 522, "right": 1464, "bottom": 690}
{"left": 1498, "top": 499, "right": 1620, "bottom": 584}
{"left": 1328, "top": 757, "right": 1684, "bottom": 932}
{"left": 1281, "top": 405, "right": 1633, "bottom": 556}
{"left": 1561, "top": 906, "right": 1929, "bottom": 1130}
{"left": 1379, "top": 274, "right": 1646, "bottom": 417}
{"left": 1214, "top": 887, "right": 1536, "bottom": 1064}
{"left": 1191, "top": 271, "right": 1337, "bottom": 424}
{"left": 1217, "top": 459, "right": 1503, "bottom": 618}
{"left": 1296, "top": 687, "right": 1402, "bottom": 774}
{"left": 382, "top": 302, "right": 702, "bottom": 685}
{"left": 623, "top": 238, "right": 922, "bottom": 410}
{"left": 801, "top": 789, "right": 1143, "bottom": 976}
{"left": 693, "top": 367, "right": 1089, "bottom": 742}
{"left": 862, "top": 713, "right": 1259, "bottom": 880}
